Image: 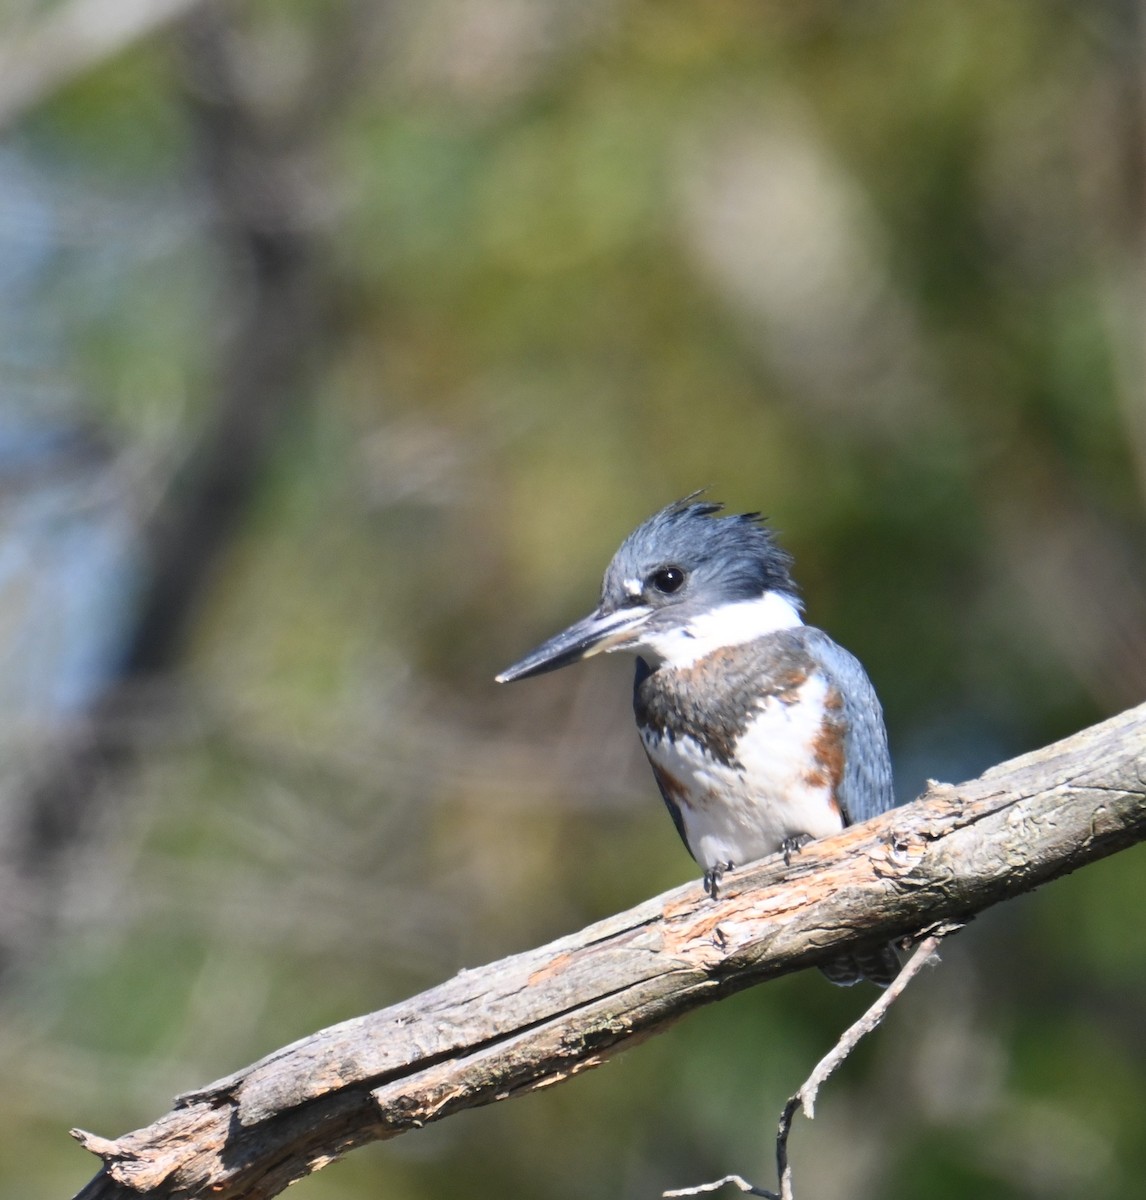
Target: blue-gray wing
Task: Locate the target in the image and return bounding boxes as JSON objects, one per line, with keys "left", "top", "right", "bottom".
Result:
{"left": 804, "top": 628, "right": 895, "bottom": 826}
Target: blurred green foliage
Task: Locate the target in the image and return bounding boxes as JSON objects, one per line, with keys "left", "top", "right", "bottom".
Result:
{"left": 1, "top": 1, "right": 1144, "bottom": 1199}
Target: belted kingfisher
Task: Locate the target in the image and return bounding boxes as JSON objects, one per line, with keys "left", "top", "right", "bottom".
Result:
{"left": 497, "top": 495, "right": 899, "bottom": 986}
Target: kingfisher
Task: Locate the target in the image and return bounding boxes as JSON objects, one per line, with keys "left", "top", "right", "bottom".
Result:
{"left": 497, "top": 495, "right": 899, "bottom": 986}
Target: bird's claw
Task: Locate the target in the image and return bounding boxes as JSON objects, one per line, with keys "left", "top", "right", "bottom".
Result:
{"left": 781, "top": 833, "right": 815, "bottom": 866}
{"left": 703, "top": 860, "right": 735, "bottom": 899}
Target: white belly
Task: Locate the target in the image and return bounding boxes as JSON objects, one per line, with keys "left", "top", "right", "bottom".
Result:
{"left": 641, "top": 677, "right": 844, "bottom": 872}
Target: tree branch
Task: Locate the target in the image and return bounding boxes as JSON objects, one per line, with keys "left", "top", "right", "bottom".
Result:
{"left": 0, "top": 0, "right": 208, "bottom": 132}
{"left": 664, "top": 931, "right": 949, "bottom": 1199}
{"left": 0, "top": 1, "right": 342, "bottom": 981}
{"left": 71, "top": 702, "right": 1146, "bottom": 1200}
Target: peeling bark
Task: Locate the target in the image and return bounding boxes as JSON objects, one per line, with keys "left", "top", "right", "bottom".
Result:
{"left": 72, "top": 702, "right": 1146, "bottom": 1200}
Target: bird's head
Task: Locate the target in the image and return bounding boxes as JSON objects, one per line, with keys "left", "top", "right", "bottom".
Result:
{"left": 496, "top": 494, "right": 803, "bottom": 682}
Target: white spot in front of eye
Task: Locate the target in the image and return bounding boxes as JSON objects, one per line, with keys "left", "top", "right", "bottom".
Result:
{"left": 623, "top": 578, "right": 642, "bottom": 597}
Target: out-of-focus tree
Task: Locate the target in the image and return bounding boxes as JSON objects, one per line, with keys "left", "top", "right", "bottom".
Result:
{"left": 0, "top": 1, "right": 1144, "bottom": 1199}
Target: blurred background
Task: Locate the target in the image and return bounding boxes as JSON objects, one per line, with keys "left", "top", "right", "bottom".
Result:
{"left": 1, "top": 0, "right": 1145, "bottom": 1197}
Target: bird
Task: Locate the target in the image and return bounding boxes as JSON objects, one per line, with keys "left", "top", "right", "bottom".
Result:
{"left": 496, "top": 494, "right": 900, "bottom": 986}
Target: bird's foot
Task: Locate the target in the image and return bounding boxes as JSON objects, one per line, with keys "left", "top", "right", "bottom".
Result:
{"left": 781, "top": 833, "right": 815, "bottom": 866}
{"left": 703, "top": 860, "right": 734, "bottom": 899}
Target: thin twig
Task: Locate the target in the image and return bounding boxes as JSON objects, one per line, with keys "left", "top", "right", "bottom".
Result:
{"left": 666, "top": 929, "right": 951, "bottom": 1200}
{"left": 774, "top": 931, "right": 947, "bottom": 1198}
{"left": 663, "top": 1174, "right": 777, "bottom": 1198}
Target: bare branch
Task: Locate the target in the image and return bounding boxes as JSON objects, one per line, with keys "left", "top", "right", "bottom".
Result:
{"left": 664, "top": 930, "right": 950, "bottom": 1200}
{"left": 0, "top": 0, "right": 207, "bottom": 131}
{"left": 0, "top": 0, "right": 347, "bottom": 980}
{"left": 790, "top": 929, "right": 947, "bottom": 1123}
{"left": 70, "top": 702, "right": 1146, "bottom": 1200}
{"left": 664, "top": 1176, "right": 777, "bottom": 1198}
{"left": 773, "top": 930, "right": 947, "bottom": 1197}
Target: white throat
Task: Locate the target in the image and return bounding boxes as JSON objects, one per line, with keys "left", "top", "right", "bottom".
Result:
{"left": 633, "top": 591, "right": 803, "bottom": 669}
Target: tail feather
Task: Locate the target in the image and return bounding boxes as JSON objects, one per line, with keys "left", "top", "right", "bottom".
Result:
{"left": 819, "top": 941, "right": 901, "bottom": 988}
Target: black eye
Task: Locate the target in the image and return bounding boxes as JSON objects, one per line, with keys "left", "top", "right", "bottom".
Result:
{"left": 651, "top": 566, "right": 686, "bottom": 594}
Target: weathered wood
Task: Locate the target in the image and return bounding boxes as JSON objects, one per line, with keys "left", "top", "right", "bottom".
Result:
{"left": 72, "top": 702, "right": 1146, "bottom": 1200}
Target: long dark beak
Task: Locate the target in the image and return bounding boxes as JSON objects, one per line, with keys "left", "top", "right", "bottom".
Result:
{"left": 496, "top": 606, "right": 650, "bottom": 683}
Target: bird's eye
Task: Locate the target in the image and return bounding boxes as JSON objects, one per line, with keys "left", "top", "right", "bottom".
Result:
{"left": 651, "top": 566, "right": 686, "bottom": 594}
